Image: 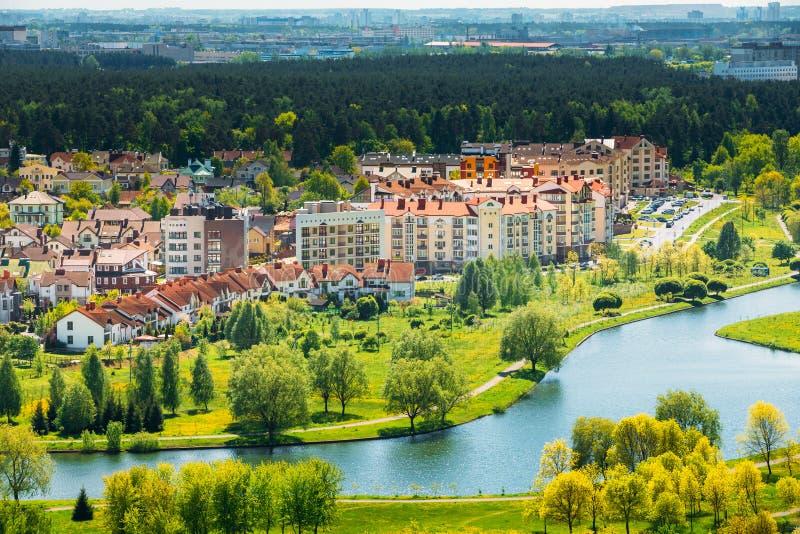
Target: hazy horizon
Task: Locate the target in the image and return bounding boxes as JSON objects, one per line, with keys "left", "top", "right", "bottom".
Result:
{"left": 2, "top": 0, "right": 797, "bottom": 12}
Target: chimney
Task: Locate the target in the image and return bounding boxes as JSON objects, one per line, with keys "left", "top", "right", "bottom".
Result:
{"left": 87, "top": 302, "right": 95, "bottom": 311}
{"left": 533, "top": 194, "right": 538, "bottom": 203}
{"left": 418, "top": 198, "right": 426, "bottom": 210}
{"left": 380, "top": 198, "right": 385, "bottom": 209}
{"left": 438, "top": 199, "right": 443, "bottom": 210}
{"left": 487, "top": 178, "right": 492, "bottom": 187}
{"left": 2, "top": 270, "right": 9, "bottom": 279}
{"left": 274, "top": 262, "right": 282, "bottom": 270}
{"left": 397, "top": 198, "right": 406, "bottom": 210}
{"left": 521, "top": 195, "right": 528, "bottom": 204}
{"left": 235, "top": 267, "right": 242, "bottom": 273}
{"left": 557, "top": 177, "right": 562, "bottom": 185}
{"left": 322, "top": 263, "right": 328, "bottom": 278}
{"left": 509, "top": 196, "right": 514, "bottom": 205}
{"left": 477, "top": 177, "right": 482, "bottom": 185}
{"left": 55, "top": 268, "right": 65, "bottom": 275}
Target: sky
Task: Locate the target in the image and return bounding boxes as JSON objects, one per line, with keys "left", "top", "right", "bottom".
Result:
{"left": 4, "top": 0, "right": 798, "bottom": 11}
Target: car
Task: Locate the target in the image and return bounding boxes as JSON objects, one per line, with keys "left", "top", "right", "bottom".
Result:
{"left": 432, "top": 274, "right": 444, "bottom": 280}
{"left": 415, "top": 275, "right": 428, "bottom": 281}
{"left": 657, "top": 216, "right": 668, "bottom": 223}
{"left": 579, "top": 262, "right": 590, "bottom": 270}
{"left": 666, "top": 221, "right": 674, "bottom": 228}
{"left": 663, "top": 209, "right": 675, "bottom": 215}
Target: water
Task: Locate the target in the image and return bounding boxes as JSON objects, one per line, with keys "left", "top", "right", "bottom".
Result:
{"left": 48, "top": 283, "right": 800, "bottom": 499}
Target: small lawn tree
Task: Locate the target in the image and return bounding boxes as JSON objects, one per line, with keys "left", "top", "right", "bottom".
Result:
{"left": 653, "top": 278, "right": 683, "bottom": 302}
{"left": 592, "top": 291, "right": 623, "bottom": 315}
{"left": 707, "top": 278, "right": 728, "bottom": 296}
{"left": 772, "top": 240, "right": 796, "bottom": 264}
{"left": 683, "top": 279, "right": 708, "bottom": 302}
{"left": 499, "top": 307, "right": 563, "bottom": 374}
{"left": 715, "top": 221, "right": 741, "bottom": 260}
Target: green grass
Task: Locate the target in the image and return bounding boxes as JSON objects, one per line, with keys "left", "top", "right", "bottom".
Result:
{"left": 717, "top": 311, "right": 800, "bottom": 353}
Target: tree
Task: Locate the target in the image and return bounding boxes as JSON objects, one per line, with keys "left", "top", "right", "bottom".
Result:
{"left": 716, "top": 221, "right": 741, "bottom": 261}
{"left": 776, "top": 476, "right": 800, "bottom": 508}
{"left": 353, "top": 176, "right": 370, "bottom": 195}
{"left": 176, "top": 462, "right": 216, "bottom": 534}
{"left": 541, "top": 470, "right": 592, "bottom": 534}
{"left": 282, "top": 458, "right": 342, "bottom": 534}
{"left": 655, "top": 389, "right": 721, "bottom": 445}
{"left": 612, "top": 414, "right": 664, "bottom": 471}
{"left": 592, "top": 291, "right": 622, "bottom": 315}
{"left": 211, "top": 459, "right": 252, "bottom": 534}
{"left": 303, "top": 170, "right": 347, "bottom": 200}
{"left": 58, "top": 383, "right": 97, "bottom": 435}
{"left": 356, "top": 295, "right": 379, "bottom": 320}
{"left": 772, "top": 240, "right": 795, "bottom": 264}
{"left": 499, "top": 306, "right": 563, "bottom": 374}
{"left": 703, "top": 462, "right": 732, "bottom": 527}
{"left": 190, "top": 352, "right": 215, "bottom": 411}
{"left": 300, "top": 330, "right": 321, "bottom": 358}
{"left": 0, "top": 425, "right": 53, "bottom": 502}
{"left": 254, "top": 171, "right": 277, "bottom": 213}
{"left": 431, "top": 357, "right": 468, "bottom": 424}
{"left": 649, "top": 491, "right": 684, "bottom": 529}
{"left": 48, "top": 365, "right": 66, "bottom": 423}
{"left": 603, "top": 468, "right": 650, "bottom": 534}
{"left": 683, "top": 279, "right": 708, "bottom": 301}
{"left": 732, "top": 460, "right": 764, "bottom": 514}
{"left": 81, "top": 346, "right": 107, "bottom": 415}
{"left": 310, "top": 349, "right": 334, "bottom": 413}
{"left": 571, "top": 416, "right": 615, "bottom": 474}
{"left": 31, "top": 401, "right": 48, "bottom": 436}
{"left": 132, "top": 349, "right": 157, "bottom": 408}
{"left": 106, "top": 421, "right": 123, "bottom": 453}
{"left": 653, "top": 278, "right": 683, "bottom": 302}
{"left": 538, "top": 439, "right": 577, "bottom": 481}
{"left": 71, "top": 152, "right": 96, "bottom": 172}
{"left": 386, "top": 138, "right": 415, "bottom": 154}
{"left": 790, "top": 258, "right": 800, "bottom": 275}
{"left": 329, "top": 349, "right": 369, "bottom": 416}
{"left": 72, "top": 487, "right": 94, "bottom": 521}
{"left": 454, "top": 259, "right": 496, "bottom": 314}
{"left": 383, "top": 358, "right": 437, "bottom": 434}
{"left": 329, "top": 145, "right": 357, "bottom": 175}
{"left": 0, "top": 354, "right": 22, "bottom": 423}
{"left": 391, "top": 329, "right": 447, "bottom": 361}
{"left": 679, "top": 466, "right": 702, "bottom": 532}
{"left": 251, "top": 462, "right": 284, "bottom": 534}
{"left": 738, "top": 400, "right": 788, "bottom": 475}
{"left": 226, "top": 346, "right": 309, "bottom": 440}
{"left": 108, "top": 180, "right": 121, "bottom": 206}
{"left": 161, "top": 346, "right": 181, "bottom": 415}
{"left": 707, "top": 278, "right": 728, "bottom": 296}
{"left": 103, "top": 464, "right": 179, "bottom": 534}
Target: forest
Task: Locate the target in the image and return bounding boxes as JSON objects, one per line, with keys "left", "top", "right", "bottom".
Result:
{"left": 1, "top": 52, "right": 800, "bottom": 168}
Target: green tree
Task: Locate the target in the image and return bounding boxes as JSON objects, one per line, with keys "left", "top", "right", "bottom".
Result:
{"left": 707, "top": 278, "right": 728, "bottom": 296}
{"left": 71, "top": 152, "right": 96, "bottom": 172}
{"left": 772, "top": 129, "right": 790, "bottom": 170}
{"left": 0, "top": 425, "right": 53, "bottom": 502}
{"left": 251, "top": 462, "right": 285, "bottom": 534}
{"left": 108, "top": 180, "right": 121, "bottom": 206}
{"left": 58, "top": 383, "right": 97, "bottom": 435}
{"left": 282, "top": 458, "right": 342, "bottom": 534}
{"left": 499, "top": 306, "right": 563, "bottom": 374}
{"left": 653, "top": 278, "right": 683, "bottom": 302}
{"left": 309, "top": 349, "right": 334, "bottom": 413}
{"left": 431, "top": 357, "right": 468, "bottom": 425}
{"left": 738, "top": 400, "right": 788, "bottom": 475}
{"left": 329, "top": 349, "right": 368, "bottom": 416}
{"left": 48, "top": 366, "right": 66, "bottom": 423}
{"left": 655, "top": 389, "right": 721, "bottom": 445}
{"left": 190, "top": 352, "right": 215, "bottom": 411}
{"left": 226, "top": 345, "right": 309, "bottom": 440}
{"left": 703, "top": 462, "right": 732, "bottom": 527}
{"left": 592, "top": 291, "right": 622, "bottom": 314}
{"left": 391, "top": 329, "right": 447, "bottom": 361}
{"left": 212, "top": 459, "right": 252, "bottom": 534}
{"left": 105, "top": 421, "right": 123, "bottom": 453}
{"left": 81, "top": 346, "right": 107, "bottom": 415}
{"left": 31, "top": 401, "right": 49, "bottom": 436}
{"left": 772, "top": 240, "right": 795, "bottom": 264}
{"left": 683, "top": 279, "right": 708, "bottom": 301}
{"left": 161, "top": 347, "right": 181, "bottom": 415}
{"left": 300, "top": 330, "right": 321, "bottom": 358}
{"left": 383, "top": 358, "right": 437, "bottom": 434}
{"left": 353, "top": 176, "right": 370, "bottom": 195}
{"left": 132, "top": 349, "right": 157, "bottom": 408}
{"left": 0, "top": 353, "right": 22, "bottom": 423}
{"left": 329, "top": 145, "right": 357, "bottom": 174}
{"left": 386, "top": 138, "right": 415, "bottom": 154}
{"left": 715, "top": 221, "right": 741, "bottom": 261}
{"left": 72, "top": 487, "right": 94, "bottom": 521}
{"left": 304, "top": 170, "right": 347, "bottom": 200}
{"left": 732, "top": 460, "right": 764, "bottom": 514}
{"left": 176, "top": 462, "right": 216, "bottom": 534}
{"left": 571, "top": 416, "right": 615, "bottom": 474}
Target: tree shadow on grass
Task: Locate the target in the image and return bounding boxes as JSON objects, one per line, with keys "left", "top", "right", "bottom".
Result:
{"left": 310, "top": 411, "right": 362, "bottom": 424}
{"left": 508, "top": 367, "right": 542, "bottom": 383}
{"left": 377, "top": 419, "right": 443, "bottom": 438}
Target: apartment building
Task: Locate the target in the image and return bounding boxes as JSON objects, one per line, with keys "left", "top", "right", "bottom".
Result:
{"left": 161, "top": 203, "right": 247, "bottom": 279}
{"left": 95, "top": 247, "right": 156, "bottom": 294}
{"left": 359, "top": 152, "right": 460, "bottom": 180}
{"left": 0, "top": 272, "right": 22, "bottom": 324}
{"left": 295, "top": 200, "right": 386, "bottom": 270}
{"left": 612, "top": 136, "right": 669, "bottom": 196}
{"left": 370, "top": 195, "right": 557, "bottom": 273}
{"left": 18, "top": 163, "right": 60, "bottom": 192}
{"left": 533, "top": 176, "right": 596, "bottom": 260}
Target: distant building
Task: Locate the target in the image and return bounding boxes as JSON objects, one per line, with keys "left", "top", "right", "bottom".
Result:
{"left": 141, "top": 43, "right": 194, "bottom": 63}
{"left": 0, "top": 26, "right": 26, "bottom": 43}
{"left": 687, "top": 10, "right": 703, "bottom": 20}
{"left": 768, "top": 2, "right": 781, "bottom": 21}
{"left": 713, "top": 60, "right": 797, "bottom": 81}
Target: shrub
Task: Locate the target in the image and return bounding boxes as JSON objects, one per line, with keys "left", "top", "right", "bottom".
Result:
{"left": 376, "top": 331, "right": 387, "bottom": 340}
{"left": 80, "top": 430, "right": 95, "bottom": 453}
{"left": 592, "top": 291, "right": 623, "bottom": 314}
{"left": 340, "top": 331, "right": 353, "bottom": 341}
{"left": 409, "top": 319, "right": 424, "bottom": 329}
{"left": 683, "top": 279, "right": 708, "bottom": 301}
{"left": 361, "top": 335, "right": 379, "bottom": 352}
{"left": 429, "top": 324, "right": 440, "bottom": 330}
{"left": 463, "top": 314, "right": 480, "bottom": 327}
{"left": 654, "top": 278, "right": 683, "bottom": 302}
{"left": 128, "top": 432, "right": 160, "bottom": 452}
{"left": 406, "top": 306, "right": 424, "bottom": 318}
{"left": 353, "top": 329, "right": 368, "bottom": 340}
{"left": 707, "top": 279, "right": 728, "bottom": 296}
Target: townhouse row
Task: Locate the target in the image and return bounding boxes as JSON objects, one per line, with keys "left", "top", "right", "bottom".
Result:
{"left": 54, "top": 259, "right": 415, "bottom": 351}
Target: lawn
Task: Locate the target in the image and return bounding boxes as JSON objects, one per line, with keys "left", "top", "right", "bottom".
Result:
{"left": 716, "top": 311, "right": 800, "bottom": 353}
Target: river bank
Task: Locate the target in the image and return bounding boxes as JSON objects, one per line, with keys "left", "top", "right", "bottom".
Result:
{"left": 41, "top": 272, "right": 798, "bottom": 454}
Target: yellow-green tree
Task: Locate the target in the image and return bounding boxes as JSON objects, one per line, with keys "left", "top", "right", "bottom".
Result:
{"left": 542, "top": 470, "right": 593, "bottom": 534}
{"left": 0, "top": 425, "right": 53, "bottom": 502}
{"left": 738, "top": 400, "right": 788, "bottom": 475}
{"left": 603, "top": 467, "right": 650, "bottom": 534}
{"left": 703, "top": 462, "right": 732, "bottom": 527}
{"left": 732, "top": 460, "right": 764, "bottom": 515}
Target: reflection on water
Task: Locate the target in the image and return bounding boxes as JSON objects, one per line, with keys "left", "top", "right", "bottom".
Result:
{"left": 46, "top": 284, "right": 800, "bottom": 499}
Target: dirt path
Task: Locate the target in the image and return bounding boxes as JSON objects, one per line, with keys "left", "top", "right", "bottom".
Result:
{"left": 686, "top": 205, "right": 741, "bottom": 245}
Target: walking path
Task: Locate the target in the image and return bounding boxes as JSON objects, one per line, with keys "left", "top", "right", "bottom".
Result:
{"left": 686, "top": 205, "right": 741, "bottom": 245}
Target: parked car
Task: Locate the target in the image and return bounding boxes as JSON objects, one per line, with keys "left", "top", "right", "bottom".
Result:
{"left": 666, "top": 221, "right": 674, "bottom": 228}
{"left": 663, "top": 209, "right": 675, "bottom": 215}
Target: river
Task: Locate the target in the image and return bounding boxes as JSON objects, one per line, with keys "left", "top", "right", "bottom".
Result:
{"left": 46, "top": 283, "right": 800, "bottom": 499}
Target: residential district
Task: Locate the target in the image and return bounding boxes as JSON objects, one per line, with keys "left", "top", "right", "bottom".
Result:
{"left": 0, "top": 135, "right": 672, "bottom": 351}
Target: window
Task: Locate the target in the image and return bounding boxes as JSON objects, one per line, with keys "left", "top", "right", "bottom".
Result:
{"left": 67, "top": 335, "right": 73, "bottom": 344}
{"left": 67, "top": 321, "right": 73, "bottom": 330}
{"left": 194, "top": 232, "right": 201, "bottom": 238}
{"left": 87, "top": 336, "right": 93, "bottom": 345}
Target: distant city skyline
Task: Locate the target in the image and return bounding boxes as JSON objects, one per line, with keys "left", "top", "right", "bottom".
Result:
{"left": 3, "top": 0, "right": 797, "bottom": 11}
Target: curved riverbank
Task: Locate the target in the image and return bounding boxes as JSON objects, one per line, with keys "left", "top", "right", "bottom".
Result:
{"left": 42, "top": 273, "right": 798, "bottom": 455}
{"left": 716, "top": 310, "right": 800, "bottom": 354}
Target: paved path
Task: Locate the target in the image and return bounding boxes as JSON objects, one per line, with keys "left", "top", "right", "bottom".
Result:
{"left": 686, "top": 205, "right": 741, "bottom": 245}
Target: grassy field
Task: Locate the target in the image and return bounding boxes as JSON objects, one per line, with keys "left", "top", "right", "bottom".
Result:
{"left": 717, "top": 311, "right": 800, "bottom": 353}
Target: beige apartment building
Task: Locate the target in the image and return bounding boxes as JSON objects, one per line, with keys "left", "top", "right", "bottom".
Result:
{"left": 369, "top": 195, "right": 557, "bottom": 273}
{"left": 295, "top": 201, "right": 386, "bottom": 270}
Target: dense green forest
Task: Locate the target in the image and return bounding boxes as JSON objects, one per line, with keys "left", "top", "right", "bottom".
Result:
{"left": 1, "top": 52, "right": 799, "bottom": 167}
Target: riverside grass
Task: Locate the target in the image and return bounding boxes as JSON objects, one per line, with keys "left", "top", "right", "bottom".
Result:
{"left": 717, "top": 311, "right": 800, "bottom": 354}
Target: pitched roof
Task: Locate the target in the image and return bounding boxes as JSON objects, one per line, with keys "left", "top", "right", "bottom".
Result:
{"left": 361, "top": 261, "right": 414, "bottom": 283}
{"left": 309, "top": 263, "right": 360, "bottom": 283}
{"left": 49, "top": 152, "right": 74, "bottom": 162}
{"left": 87, "top": 207, "right": 151, "bottom": 222}
{"left": 9, "top": 191, "right": 65, "bottom": 206}
{"left": 40, "top": 269, "right": 92, "bottom": 287}
{"left": 368, "top": 198, "right": 474, "bottom": 217}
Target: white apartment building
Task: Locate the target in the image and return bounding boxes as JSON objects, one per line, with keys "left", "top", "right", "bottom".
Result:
{"left": 295, "top": 201, "right": 386, "bottom": 270}
{"left": 713, "top": 60, "right": 798, "bottom": 81}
